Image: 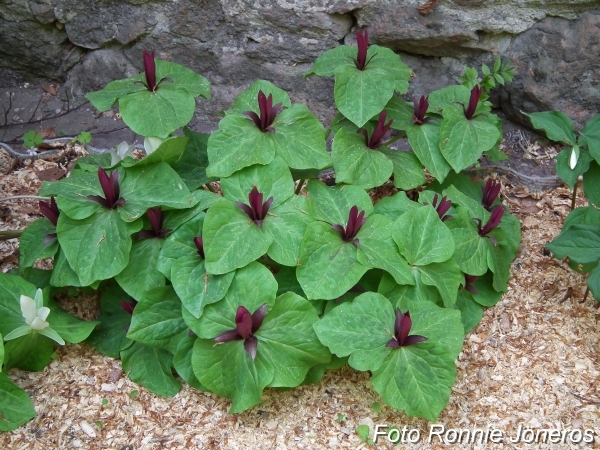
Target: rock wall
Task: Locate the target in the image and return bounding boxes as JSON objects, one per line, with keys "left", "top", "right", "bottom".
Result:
{"left": 1, "top": 0, "right": 599, "bottom": 129}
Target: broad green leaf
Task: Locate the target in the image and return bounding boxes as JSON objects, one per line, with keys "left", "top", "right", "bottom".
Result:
{"left": 121, "top": 342, "right": 181, "bottom": 396}
{"left": 305, "top": 45, "right": 356, "bottom": 76}
{"left": 556, "top": 147, "right": 591, "bottom": 189}
{"left": 451, "top": 227, "right": 489, "bottom": 276}
{"left": 257, "top": 292, "right": 331, "bottom": 387}
{"left": 583, "top": 161, "right": 600, "bottom": 208}
{"left": 127, "top": 286, "right": 188, "bottom": 351}
{"left": 39, "top": 169, "right": 104, "bottom": 220}
{"left": 86, "top": 283, "right": 133, "bottom": 358}
{"left": 2, "top": 332, "right": 55, "bottom": 372}
{"left": 18, "top": 268, "right": 52, "bottom": 290}
{"left": 0, "top": 372, "right": 37, "bottom": 431}
{"left": 171, "top": 256, "right": 235, "bottom": 319}
{"left": 379, "top": 147, "right": 425, "bottom": 190}
{"left": 546, "top": 224, "right": 600, "bottom": 264}
{"left": 157, "top": 213, "right": 205, "bottom": 278}
{"left": 355, "top": 215, "right": 414, "bottom": 285}
{"left": 385, "top": 96, "right": 414, "bottom": 132}
{"left": 19, "top": 218, "right": 58, "bottom": 268}
{"left": 263, "top": 196, "right": 312, "bottom": 266}
{"left": 469, "top": 271, "right": 503, "bottom": 307}
{"left": 442, "top": 185, "right": 489, "bottom": 219}
{"left": 313, "top": 292, "right": 396, "bottom": 372}
{"left": 0, "top": 333, "right": 3, "bottom": 369}
{"left": 366, "top": 45, "right": 412, "bottom": 94}
{"left": 297, "top": 222, "right": 367, "bottom": 300}
{"left": 439, "top": 105, "right": 501, "bottom": 172}
{"left": 579, "top": 114, "right": 600, "bottom": 163}
{"left": 124, "top": 136, "right": 188, "bottom": 168}
{"left": 379, "top": 270, "right": 443, "bottom": 306}
{"left": 429, "top": 171, "right": 484, "bottom": 203}
{"left": 393, "top": 206, "right": 455, "bottom": 266}
{"left": 187, "top": 262, "right": 277, "bottom": 339}
{"left": 0, "top": 273, "right": 37, "bottom": 338}
{"left": 406, "top": 121, "right": 452, "bottom": 182}
{"left": 49, "top": 248, "right": 83, "bottom": 288}
{"left": 119, "top": 162, "right": 196, "bottom": 222}
{"left": 154, "top": 58, "right": 210, "bottom": 99}
{"left": 171, "top": 128, "right": 215, "bottom": 190}
{"left": 220, "top": 157, "right": 294, "bottom": 208}
{"left": 115, "top": 238, "right": 165, "bottom": 300}
{"left": 371, "top": 342, "right": 456, "bottom": 421}
{"left": 372, "top": 191, "right": 419, "bottom": 221}
{"left": 274, "top": 266, "right": 305, "bottom": 297}
{"left": 227, "top": 80, "right": 291, "bottom": 115}
{"left": 206, "top": 115, "right": 276, "bottom": 178}
{"left": 562, "top": 206, "right": 600, "bottom": 231}
{"left": 203, "top": 200, "right": 273, "bottom": 274}
{"left": 173, "top": 334, "right": 206, "bottom": 390}
{"left": 85, "top": 76, "right": 146, "bottom": 111}
{"left": 427, "top": 85, "right": 470, "bottom": 113}
{"left": 486, "top": 242, "right": 513, "bottom": 292}
{"left": 524, "top": 111, "right": 576, "bottom": 145}
{"left": 334, "top": 64, "right": 395, "bottom": 128}
{"left": 586, "top": 263, "right": 600, "bottom": 301}
{"left": 47, "top": 302, "right": 98, "bottom": 344}
{"left": 57, "top": 209, "right": 133, "bottom": 286}
{"left": 119, "top": 84, "right": 196, "bottom": 138}
{"left": 305, "top": 179, "right": 373, "bottom": 225}
{"left": 417, "top": 260, "right": 463, "bottom": 308}
{"left": 332, "top": 128, "right": 393, "bottom": 189}
{"left": 454, "top": 291, "right": 484, "bottom": 334}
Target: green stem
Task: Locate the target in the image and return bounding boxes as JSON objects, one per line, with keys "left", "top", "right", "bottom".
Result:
{"left": 570, "top": 182, "right": 578, "bottom": 211}
{"left": 204, "top": 183, "right": 217, "bottom": 194}
{"left": 0, "top": 195, "right": 50, "bottom": 202}
{"left": 324, "top": 112, "right": 343, "bottom": 139}
{"left": 0, "top": 230, "right": 23, "bottom": 240}
{"left": 295, "top": 180, "right": 305, "bottom": 195}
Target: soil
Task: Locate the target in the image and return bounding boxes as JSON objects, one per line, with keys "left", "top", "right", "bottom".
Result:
{"left": 0, "top": 87, "right": 599, "bottom": 449}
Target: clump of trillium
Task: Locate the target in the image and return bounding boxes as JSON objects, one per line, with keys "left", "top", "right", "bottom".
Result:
{"left": 3, "top": 289, "right": 65, "bottom": 345}
{"left": 481, "top": 178, "right": 501, "bottom": 210}
{"left": 135, "top": 50, "right": 171, "bottom": 93}
{"left": 136, "top": 207, "right": 172, "bottom": 240}
{"left": 244, "top": 90, "right": 282, "bottom": 133}
{"left": 214, "top": 304, "right": 268, "bottom": 360}
{"left": 473, "top": 205, "right": 504, "bottom": 246}
{"left": 464, "top": 85, "right": 483, "bottom": 120}
{"left": 332, "top": 205, "right": 367, "bottom": 246}
{"left": 386, "top": 309, "right": 428, "bottom": 348}
{"left": 463, "top": 274, "right": 479, "bottom": 294}
{"left": 236, "top": 186, "right": 273, "bottom": 228}
{"left": 39, "top": 197, "right": 59, "bottom": 244}
{"left": 412, "top": 95, "right": 432, "bottom": 125}
{"left": 358, "top": 111, "right": 394, "bottom": 149}
{"left": 354, "top": 29, "right": 375, "bottom": 70}
{"left": 87, "top": 168, "right": 126, "bottom": 209}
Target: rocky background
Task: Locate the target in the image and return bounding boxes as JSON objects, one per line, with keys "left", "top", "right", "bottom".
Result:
{"left": 1, "top": 0, "right": 599, "bottom": 136}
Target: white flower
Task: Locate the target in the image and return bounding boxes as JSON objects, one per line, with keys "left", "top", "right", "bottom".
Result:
{"left": 110, "top": 141, "right": 135, "bottom": 166}
{"left": 569, "top": 146, "right": 579, "bottom": 170}
{"left": 3, "top": 289, "right": 65, "bottom": 345}
{"left": 144, "top": 136, "right": 163, "bottom": 155}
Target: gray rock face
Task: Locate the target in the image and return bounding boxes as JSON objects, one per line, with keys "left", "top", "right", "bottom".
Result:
{"left": 0, "top": 0, "right": 598, "bottom": 132}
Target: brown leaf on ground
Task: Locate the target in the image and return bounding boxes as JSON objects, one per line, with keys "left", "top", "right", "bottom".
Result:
{"left": 42, "top": 84, "right": 58, "bottom": 96}
{"left": 417, "top": 0, "right": 437, "bottom": 14}
{"left": 37, "top": 167, "right": 66, "bottom": 181}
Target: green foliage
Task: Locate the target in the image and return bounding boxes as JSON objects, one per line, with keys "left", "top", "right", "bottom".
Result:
{"left": 23, "top": 130, "right": 42, "bottom": 148}
{"left": 5, "top": 39, "right": 524, "bottom": 429}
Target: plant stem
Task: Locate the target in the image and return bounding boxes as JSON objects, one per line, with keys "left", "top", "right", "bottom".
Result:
{"left": 295, "top": 180, "right": 305, "bottom": 195}
{"left": 0, "top": 230, "right": 23, "bottom": 240}
{"left": 0, "top": 195, "right": 49, "bottom": 202}
{"left": 570, "top": 183, "right": 578, "bottom": 211}
{"left": 324, "top": 112, "right": 343, "bottom": 139}
{"left": 205, "top": 183, "right": 217, "bottom": 193}
{"left": 582, "top": 286, "right": 590, "bottom": 303}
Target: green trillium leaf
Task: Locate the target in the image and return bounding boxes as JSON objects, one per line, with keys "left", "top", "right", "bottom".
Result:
{"left": 18, "top": 218, "right": 59, "bottom": 269}
{"left": 0, "top": 372, "right": 37, "bottom": 431}
{"left": 305, "top": 179, "right": 373, "bottom": 225}
{"left": 121, "top": 342, "right": 181, "bottom": 396}
{"left": 115, "top": 238, "right": 165, "bottom": 300}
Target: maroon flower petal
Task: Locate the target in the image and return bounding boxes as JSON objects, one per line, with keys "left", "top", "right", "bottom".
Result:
{"left": 386, "top": 338, "right": 400, "bottom": 348}
{"left": 465, "top": 85, "right": 482, "bottom": 120}
{"left": 243, "top": 110, "right": 262, "bottom": 128}
{"left": 194, "top": 237, "right": 205, "bottom": 259}
{"left": 143, "top": 50, "right": 157, "bottom": 92}
{"left": 251, "top": 304, "right": 268, "bottom": 333}
{"left": 39, "top": 197, "right": 59, "bottom": 226}
{"left": 355, "top": 29, "right": 368, "bottom": 70}
{"left": 42, "top": 233, "right": 57, "bottom": 245}
{"left": 244, "top": 336, "right": 258, "bottom": 360}
{"left": 214, "top": 329, "right": 243, "bottom": 343}
{"left": 236, "top": 307, "right": 253, "bottom": 339}
{"left": 87, "top": 194, "right": 111, "bottom": 209}
{"left": 403, "top": 334, "right": 428, "bottom": 346}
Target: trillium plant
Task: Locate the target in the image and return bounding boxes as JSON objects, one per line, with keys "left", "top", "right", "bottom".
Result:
{"left": 2, "top": 31, "right": 522, "bottom": 429}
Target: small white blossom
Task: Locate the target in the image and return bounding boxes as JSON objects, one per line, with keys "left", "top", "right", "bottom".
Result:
{"left": 144, "top": 136, "right": 163, "bottom": 155}
{"left": 3, "top": 289, "right": 65, "bottom": 345}
{"left": 110, "top": 141, "right": 135, "bottom": 166}
{"left": 569, "top": 146, "right": 579, "bottom": 170}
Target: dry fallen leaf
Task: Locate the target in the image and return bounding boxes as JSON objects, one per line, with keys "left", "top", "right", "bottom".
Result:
{"left": 37, "top": 167, "right": 66, "bottom": 181}
{"left": 42, "top": 84, "right": 57, "bottom": 96}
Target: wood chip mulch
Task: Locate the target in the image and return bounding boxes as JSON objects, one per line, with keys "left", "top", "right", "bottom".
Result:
{"left": 1, "top": 145, "right": 599, "bottom": 449}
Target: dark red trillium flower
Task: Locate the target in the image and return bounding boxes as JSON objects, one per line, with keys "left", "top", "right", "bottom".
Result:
{"left": 39, "top": 197, "right": 59, "bottom": 244}
{"left": 386, "top": 309, "right": 428, "bottom": 348}
{"left": 87, "top": 168, "right": 126, "bottom": 209}
{"left": 473, "top": 205, "right": 504, "bottom": 246}
{"left": 214, "top": 304, "right": 268, "bottom": 360}
{"left": 464, "top": 85, "right": 482, "bottom": 120}
{"left": 412, "top": 95, "right": 432, "bottom": 125}
{"left": 358, "top": 111, "right": 394, "bottom": 149}
{"left": 332, "top": 205, "right": 367, "bottom": 246}
{"left": 463, "top": 274, "right": 479, "bottom": 294}
{"left": 243, "top": 90, "right": 282, "bottom": 133}
{"left": 136, "top": 207, "right": 172, "bottom": 240}
{"left": 355, "top": 29, "right": 373, "bottom": 70}
{"left": 194, "top": 237, "right": 205, "bottom": 259}
{"left": 120, "top": 298, "right": 138, "bottom": 315}
{"left": 136, "top": 50, "right": 172, "bottom": 93}
{"left": 236, "top": 186, "right": 274, "bottom": 228}
{"left": 430, "top": 194, "right": 453, "bottom": 222}
{"left": 481, "top": 179, "right": 501, "bottom": 210}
